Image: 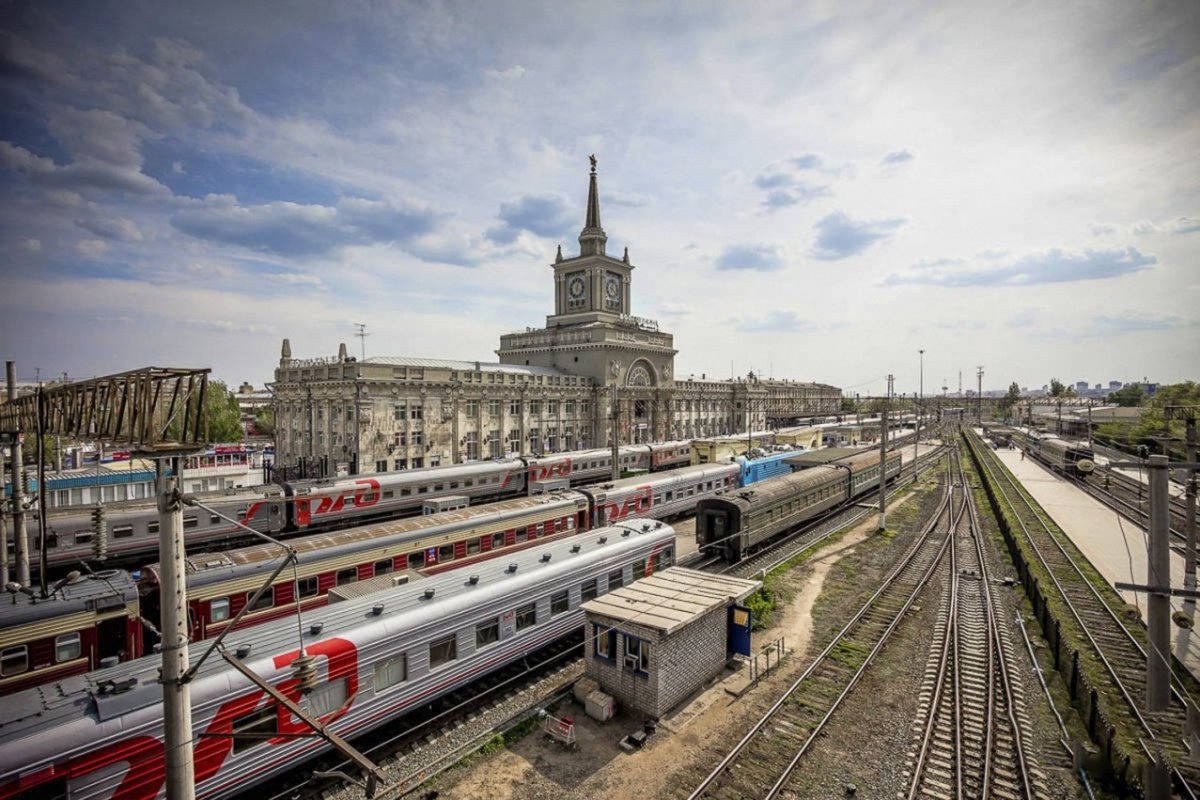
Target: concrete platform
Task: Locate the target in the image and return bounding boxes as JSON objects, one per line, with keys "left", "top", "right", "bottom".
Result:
{"left": 989, "top": 446, "right": 1200, "bottom": 683}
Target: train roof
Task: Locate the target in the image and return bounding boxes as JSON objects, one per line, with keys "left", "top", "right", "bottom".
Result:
{"left": 583, "top": 462, "right": 738, "bottom": 495}
{"left": 147, "top": 490, "right": 589, "bottom": 584}
{"left": 698, "top": 465, "right": 845, "bottom": 512}
{"left": 783, "top": 447, "right": 865, "bottom": 467}
{"left": 42, "top": 484, "right": 273, "bottom": 521}
{"left": 0, "top": 520, "right": 675, "bottom": 739}
{"left": 0, "top": 570, "right": 138, "bottom": 630}
{"left": 288, "top": 458, "right": 523, "bottom": 492}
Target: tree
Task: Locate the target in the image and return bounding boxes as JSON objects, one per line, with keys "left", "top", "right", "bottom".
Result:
{"left": 1049, "top": 378, "right": 1065, "bottom": 397}
{"left": 167, "top": 380, "right": 243, "bottom": 444}
{"left": 999, "top": 382, "right": 1021, "bottom": 416}
{"left": 254, "top": 406, "right": 275, "bottom": 436}
{"left": 1107, "top": 384, "right": 1144, "bottom": 407}
{"left": 840, "top": 397, "right": 857, "bottom": 413}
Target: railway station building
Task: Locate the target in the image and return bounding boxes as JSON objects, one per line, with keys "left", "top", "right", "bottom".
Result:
{"left": 271, "top": 162, "right": 841, "bottom": 476}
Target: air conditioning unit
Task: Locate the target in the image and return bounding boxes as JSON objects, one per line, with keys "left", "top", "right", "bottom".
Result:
{"left": 624, "top": 654, "right": 639, "bottom": 670}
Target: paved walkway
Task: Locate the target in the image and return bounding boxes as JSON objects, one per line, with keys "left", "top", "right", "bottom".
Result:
{"left": 990, "top": 446, "right": 1200, "bottom": 683}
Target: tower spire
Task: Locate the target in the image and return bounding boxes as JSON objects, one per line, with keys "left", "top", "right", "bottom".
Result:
{"left": 578, "top": 154, "right": 607, "bottom": 256}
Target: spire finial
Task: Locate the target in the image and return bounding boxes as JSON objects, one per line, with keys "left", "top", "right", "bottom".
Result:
{"left": 622, "top": 246, "right": 629, "bottom": 264}
{"left": 579, "top": 155, "right": 606, "bottom": 255}
{"left": 555, "top": 244, "right": 563, "bottom": 263}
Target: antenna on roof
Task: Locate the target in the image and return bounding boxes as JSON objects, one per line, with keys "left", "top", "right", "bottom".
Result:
{"left": 353, "top": 323, "right": 371, "bottom": 361}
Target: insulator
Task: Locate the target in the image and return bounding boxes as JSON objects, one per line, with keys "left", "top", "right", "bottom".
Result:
{"left": 291, "top": 654, "right": 317, "bottom": 692}
{"left": 90, "top": 506, "right": 108, "bottom": 561}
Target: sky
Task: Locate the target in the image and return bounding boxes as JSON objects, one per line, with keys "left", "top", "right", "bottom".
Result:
{"left": 1, "top": 1, "right": 1198, "bottom": 398}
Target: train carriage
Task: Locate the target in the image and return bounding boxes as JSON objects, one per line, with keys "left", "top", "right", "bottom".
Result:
{"left": 138, "top": 491, "right": 590, "bottom": 645}
{"left": 0, "top": 523, "right": 676, "bottom": 800}
{"left": 582, "top": 463, "right": 740, "bottom": 527}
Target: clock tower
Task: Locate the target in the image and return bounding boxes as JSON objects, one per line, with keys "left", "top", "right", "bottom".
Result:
{"left": 497, "top": 157, "right": 676, "bottom": 408}
{"left": 547, "top": 156, "right": 634, "bottom": 325}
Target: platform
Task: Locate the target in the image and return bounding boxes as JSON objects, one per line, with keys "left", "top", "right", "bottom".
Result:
{"left": 989, "top": 446, "right": 1200, "bottom": 683}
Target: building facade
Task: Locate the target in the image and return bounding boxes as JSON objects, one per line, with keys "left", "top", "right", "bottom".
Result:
{"left": 272, "top": 160, "right": 841, "bottom": 476}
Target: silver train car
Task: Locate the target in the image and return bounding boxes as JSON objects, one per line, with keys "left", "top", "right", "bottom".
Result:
{"left": 21, "top": 441, "right": 693, "bottom": 570}
{"left": 1029, "top": 436, "right": 1095, "bottom": 477}
{"left": 0, "top": 522, "right": 676, "bottom": 799}
{"left": 696, "top": 448, "right": 902, "bottom": 562}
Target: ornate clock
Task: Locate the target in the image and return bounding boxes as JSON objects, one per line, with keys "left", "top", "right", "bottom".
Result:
{"left": 568, "top": 275, "right": 586, "bottom": 299}
{"left": 605, "top": 274, "right": 621, "bottom": 302}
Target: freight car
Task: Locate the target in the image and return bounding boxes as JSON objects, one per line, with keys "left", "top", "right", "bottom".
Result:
{"left": 0, "top": 522, "right": 675, "bottom": 800}
{"left": 20, "top": 441, "right": 693, "bottom": 570}
{"left": 696, "top": 448, "right": 902, "bottom": 562}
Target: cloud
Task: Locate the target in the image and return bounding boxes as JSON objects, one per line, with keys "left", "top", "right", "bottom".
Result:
{"left": 1171, "top": 216, "right": 1199, "bottom": 235}
{"left": 791, "top": 154, "right": 823, "bottom": 170}
{"left": 1083, "top": 312, "right": 1193, "bottom": 336}
{"left": 485, "top": 192, "right": 575, "bottom": 244}
{"left": 76, "top": 239, "right": 109, "bottom": 258}
{"left": 21, "top": 239, "right": 42, "bottom": 252}
{"left": 1089, "top": 222, "right": 1117, "bottom": 237}
{"left": 885, "top": 246, "right": 1156, "bottom": 287}
{"left": 171, "top": 195, "right": 443, "bottom": 258}
{"left": 880, "top": 149, "right": 914, "bottom": 166}
{"left": 657, "top": 301, "right": 691, "bottom": 319}
{"left": 715, "top": 243, "right": 787, "bottom": 272}
{"left": 607, "top": 191, "right": 651, "bottom": 208}
{"left": 184, "top": 318, "right": 275, "bottom": 334}
{"left": 1133, "top": 220, "right": 1158, "bottom": 235}
{"left": 75, "top": 215, "right": 145, "bottom": 242}
{"left": 734, "top": 310, "right": 815, "bottom": 333}
{"left": 763, "top": 182, "right": 830, "bottom": 211}
{"left": 810, "top": 211, "right": 905, "bottom": 260}
{"left": 753, "top": 153, "right": 846, "bottom": 211}
{"left": 484, "top": 65, "right": 526, "bottom": 80}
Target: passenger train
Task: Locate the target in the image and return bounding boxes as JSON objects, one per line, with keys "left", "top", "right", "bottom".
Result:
{"left": 0, "top": 462, "right": 736, "bottom": 696}
{"left": 20, "top": 442, "right": 694, "bottom": 569}
{"left": 697, "top": 449, "right": 903, "bottom": 561}
{"left": 0, "top": 523, "right": 676, "bottom": 800}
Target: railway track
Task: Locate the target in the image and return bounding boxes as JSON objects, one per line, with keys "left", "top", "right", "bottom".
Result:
{"left": 683, "top": 452, "right": 955, "bottom": 800}
{"left": 905, "top": 450, "right": 1036, "bottom": 800}
{"left": 966, "top": 431, "right": 1200, "bottom": 797}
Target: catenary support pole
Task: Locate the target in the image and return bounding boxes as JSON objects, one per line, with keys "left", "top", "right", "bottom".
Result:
{"left": 1147, "top": 454, "right": 1171, "bottom": 712}
{"left": 916, "top": 350, "right": 923, "bottom": 474}
{"left": 0, "top": 500, "right": 8, "bottom": 587}
{"left": 159, "top": 456, "right": 196, "bottom": 798}
{"left": 1186, "top": 415, "right": 1197, "bottom": 603}
{"left": 878, "top": 407, "right": 888, "bottom": 531}
{"left": 6, "top": 362, "right": 29, "bottom": 587}
{"left": 609, "top": 384, "right": 620, "bottom": 481}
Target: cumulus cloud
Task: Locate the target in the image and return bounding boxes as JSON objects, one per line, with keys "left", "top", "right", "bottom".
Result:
{"left": 810, "top": 211, "right": 905, "bottom": 260}
{"left": 75, "top": 215, "right": 145, "bottom": 242}
{"left": 880, "top": 149, "right": 914, "bottom": 167}
{"left": 884, "top": 246, "right": 1156, "bottom": 287}
{"left": 265, "top": 272, "right": 323, "bottom": 287}
{"left": 1133, "top": 220, "right": 1158, "bottom": 235}
{"left": 484, "top": 192, "right": 575, "bottom": 244}
{"left": 76, "top": 239, "right": 109, "bottom": 258}
{"left": 715, "top": 243, "right": 787, "bottom": 272}
{"left": 753, "top": 153, "right": 846, "bottom": 212}
{"left": 1171, "top": 216, "right": 1199, "bottom": 235}
{"left": 171, "top": 195, "right": 444, "bottom": 258}
{"left": 484, "top": 65, "right": 526, "bottom": 80}
{"left": 1089, "top": 222, "right": 1117, "bottom": 237}
{"left": 21, "top": 239, "right": 42, "bottom": 252}
{"left": 1083, "top": 312, "right": 1193, "bottom": 336}
{"left": 184, "top": 318, "right": 274, "bottom": 334}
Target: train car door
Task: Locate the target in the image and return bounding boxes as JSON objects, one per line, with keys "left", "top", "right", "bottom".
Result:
{"left": 97, "top": 616, "right": 128, "bottom": 664}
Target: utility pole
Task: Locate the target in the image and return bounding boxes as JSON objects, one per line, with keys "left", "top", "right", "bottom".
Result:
{"left": 353, "top": 322, "right": 370, "bottom": 361}
{"left": 1187, "top": 414, "right": 1197, "bottom": 601}
{"left": 1147, "top": 454, "right": 1171, "bottom": 713}
{"left": 976, "top": 366, "right": 984, "bottom": 423}
{"left": 916, "top": 349, "right": 924, "bottom": 472}
{"left": 878, "top": 381, "right": 890, "bottom": 531}
{"left": 609, "top": 384, "right": 620, "bottom": 481}
{"left": 158, "top": 456, "right": 196, "bottom": 798}
{"left": 6, "top": 362, "right": 29, "bottom": 587}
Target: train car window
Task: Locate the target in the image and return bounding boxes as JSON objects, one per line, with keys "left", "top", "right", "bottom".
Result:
{"left": 237, "top": 510, "right": 247, "bottom": 521}
{"left": 551, "top": 591, "right": 569, "bottom": 616}
{"left": 438, "top": 544, "right": 454, "bottom": 562}
{"left": 418, "top": 486, "right": 428, "bottom": 495}
{"left": 43, "top": 533, "right": 58, "bottom": 549}
{"left": 634, "top": 558, "right": 647, "bottom": 577}
{"left": 231, "top": 706, "right": 277, "bottom": 753}
{"left": 429, "top": 634, "right": 457, "bottom": 668}
{"left": 73, "top": 530, "right": 93, "bottom": 545}
{"left": 296, "top": 577, "right": 319, "bottom": 598}
{"left": 464, "top": 479, "right": 474, "bottom": 488}
{"left": 148, "top": 520, "right": 159, "bottom": 535}
{"left": 113, "top": 525, "right": 134, "bottom": 539}
{"left": 515, "top": 527, "right": 527, "bottom": 543}
{"left": 210, "top": 514, "right": 221, "bottom": 525}
{"left": 515, "top": 603, "right": 536, "bottom": 631}
{"left": 211, "top": 598, "right": 230, "bottom": 622}
{"left": 307, "top": 677, "right": 348, "bottom": 717}
{"left": 581, "top": 580, "right": 598, "bottom": 602}
{"left": 374, "top": 559, "right": 393, "bottom": 576}
{"left": 1, "top": 645, "right": 29, "bottom": 677}
{"left": 373, "top": 654, "right": 408, "bottom": 693}
{"left": 383, "top": 490, "right": 394, "bottom": 499}
{"left": 475, "top": 618, "right": 500, "bottom": 648}
{"left": 608, "top": 569, "right": 623, "bottom": 591}
{"left": 450, "top": 482, "right": 459, "bottom": 490}
{"left": 336, "top": 567, "right": 358, "bottom": 585}
{"left": 408, "top": 551, "right": 425, "bottom": 568}
{"left": 491, "top": 532, "right": 504, "bottom": 549}
{"left": 183, "top": 516, "right": 198, "bottom": 530}
{"left": 467, "top": 538, "right": 481, "bottom": 555}
{"left": 401, "top": 488, "right": 411, "bottom": 497}
{"left": 249, "top": 587, "right": 274, "bottom": 612}
{"left": 55, "top": 633, "right": 82, "bottom": 663}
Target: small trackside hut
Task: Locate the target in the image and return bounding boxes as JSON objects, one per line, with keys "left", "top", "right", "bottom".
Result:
{"left": 580, "top": 567, "right": 760, "bottom": 719}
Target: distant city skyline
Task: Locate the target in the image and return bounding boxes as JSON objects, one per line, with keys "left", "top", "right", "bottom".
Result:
{"left": 1, "top": 2, "right": 1197, "bottom": 395}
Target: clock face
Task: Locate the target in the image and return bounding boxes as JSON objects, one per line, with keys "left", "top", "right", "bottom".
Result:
{"left": 605, "top": 275, "right": 620, "bottom": 300}
{"left": 568, "top": 276, "right": 585, "bottom": 299}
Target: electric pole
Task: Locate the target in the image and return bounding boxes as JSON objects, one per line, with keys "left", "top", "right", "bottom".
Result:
{"left": 159, "top": 456, "right": 196, "bottom": 798}
{"left": 878, "top": 374, "right": 892, "bottom": 531}
{"left": 609, "top": 384, "right": 620, "bottom": 480}
{"left": 916, "top": 349, "right": 924, "bottom": 473}
{"left": 353, "top": 322, "right": 371, "bottom": 361}
{"left": 976, "top": 366, "right": 984, "bottom": 422}
{"left": 1147, "top": 454, "right": 1170, "bottom": 712}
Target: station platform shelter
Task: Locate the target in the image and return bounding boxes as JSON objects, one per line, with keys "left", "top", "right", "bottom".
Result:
{"left": 581, "top": 567, "right": 760, "bottom": 719}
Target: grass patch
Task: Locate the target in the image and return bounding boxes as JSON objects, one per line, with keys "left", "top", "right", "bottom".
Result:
{"left": 746, "top": 575, "right": 779, "bottom": 631}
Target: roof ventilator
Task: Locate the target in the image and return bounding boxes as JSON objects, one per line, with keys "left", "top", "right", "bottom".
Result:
{"left": 507, "top": 563, "right": 519, "bottom": 573}
{"left": 424, "top": 587, "right": 436, "bottom": 600}
{"left": 235, "top": 643, "right": 252, "bottom": 659}
{"left": 372, "top": 603, "right": 384, "bottom": 616}
{"left": 310, "top": 622, "right": 324, "bottom": 635}
{"left": 571, "top": 544, "right": 581, "bottom": 553}
{"left": 598, "top": 536, "right": 607, "bottom": 544}
{"left": 540, "top": 553, "right": 552, "bottom": 562}
{"left": 468, "top": 575, "right": 480, "bottom": 585}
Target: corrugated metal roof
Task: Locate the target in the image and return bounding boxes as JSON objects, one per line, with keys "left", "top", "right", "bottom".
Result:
{"left": 363, "top": 356, "right": 570, "bottom": 377}
{"left": 581, "top": 567, "right": 760, "bottom": 634}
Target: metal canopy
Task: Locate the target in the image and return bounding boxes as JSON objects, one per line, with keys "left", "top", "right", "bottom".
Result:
{"left": 0, "top": 366, "right": 210, "bottom": 451}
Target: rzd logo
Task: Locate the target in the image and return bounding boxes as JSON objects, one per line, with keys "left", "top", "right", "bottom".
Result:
{"left": 297, "top": 479, "right": 381, "bottom": 526}
{"left": 529, "top": 459, "right": 572, "bottom": 481}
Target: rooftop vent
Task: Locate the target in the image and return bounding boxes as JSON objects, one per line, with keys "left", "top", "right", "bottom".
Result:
{"left": 540, "top": 553, "right": 552, "bottom": 562}
{"left": 622, "top": 530, "right": 631, "bottom": 537}
{"left": 310, "top": 622, "right": 324, "bottom": 635}
{"left": 372, "top": 603, "right": 384, "bottom": 616}
{"left": 468, "top": 575, "right": 480, "bottom": 585}
{"left": 235, "top": 643, "right": 252, "bottom": 659}
{"left": 507, "top": 563, "right": 519, "bottom": 573}
{"left": 571, "top": 544, "right": 581, "bottom": 553}
{"left": 598, "top": 536, "right": 607, "bottom": 544}
{"left": 424, "top": 588, "right": 436, "bottom": 600}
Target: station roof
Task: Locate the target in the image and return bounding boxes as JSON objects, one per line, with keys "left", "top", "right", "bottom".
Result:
{"left": 783, "top": 447, "right": 863, "bottom": 467}
{"left": 581, "top": 567, "right": 760, "bottom": 635}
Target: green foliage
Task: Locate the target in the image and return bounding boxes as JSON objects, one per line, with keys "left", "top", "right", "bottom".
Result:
{"left": 1049, "top": 378, "right": 1065, "bottom": 397}
{"left": 998, "top": 382, "right": 1021, "bottom": 415}
{"left": 254, "top": 405, "right": 276, "bottom": 436}
{"left": 1106, "top": 384, "right": 1144, "bottom": 407}
{"left": 840, "top": 397, "right": 857, "bottom": 412}
{"left": 167, "top": 380, "right": 244, "bottom": 444}
{"left": 745, "top": 578, "right": 778, "bottom": 631}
